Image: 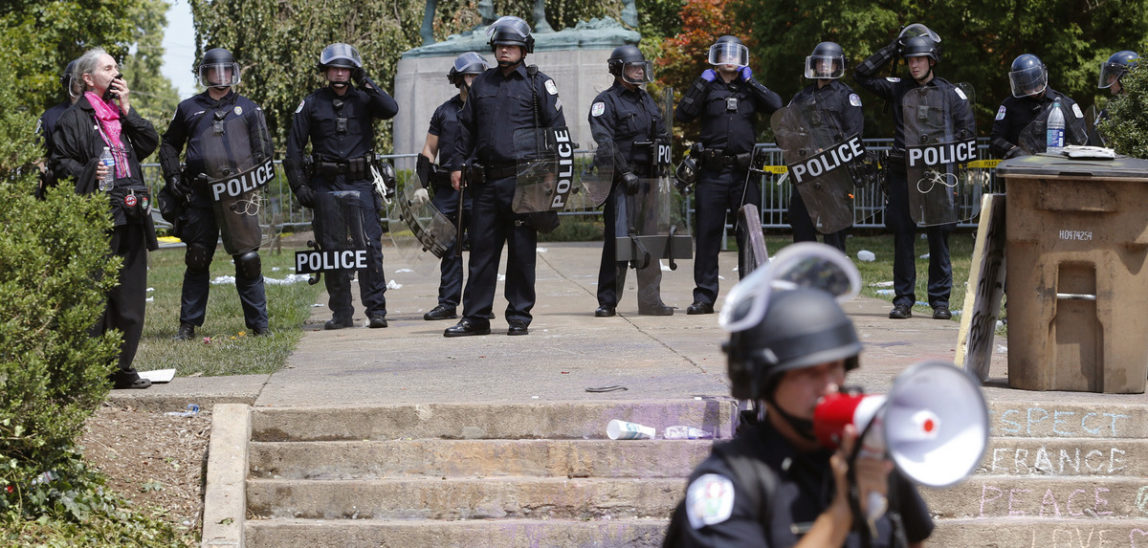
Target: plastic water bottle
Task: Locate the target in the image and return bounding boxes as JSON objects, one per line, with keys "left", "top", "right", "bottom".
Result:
{"left": 663, "top": 425, "right": 713, "bottom": 440}
{"left": 1046, "top": 100, "right": 1065, "bottom": 154}
{"left": 98, "top": 147, "right": 115, "bottom": 191}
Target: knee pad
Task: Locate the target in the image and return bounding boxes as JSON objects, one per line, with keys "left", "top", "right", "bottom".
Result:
{"left": 185, "top": 244, "right": 213, "bottom": 273}
{"left": 235, "top": 251, "right": 262, "bottom": 281}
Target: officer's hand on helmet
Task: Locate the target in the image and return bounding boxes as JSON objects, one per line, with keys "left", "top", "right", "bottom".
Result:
{"left": 701, "top": 69, "right": 718, "bottom": 82}
{"left": 737, "top": 66, "right": 752, "bottom": 82}
{"left": 352, "top": 68, "right": 368, "bottom": 88}
{"left": 621, "top": 172, "right": 640, "bottom": 195}
{"left": 411, "top": 187, "right": 431, "bottom": 205}
{"left": 294, "top": 185, "right": 316, "bottom": 208}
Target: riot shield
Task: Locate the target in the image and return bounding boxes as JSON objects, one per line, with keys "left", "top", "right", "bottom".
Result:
{"left": 902, "top": 85, "right": 980, "bottom": 225}
{"left": 614, "top": 176, "right": 692, "bottom": 272}
{"left": 770, "top": 105, "right": 859, "bottom": 234}
{"left": 511, "top": 126, "right": 585, "bottom": 213}
{"left": 297, "top": 190, "right": 369, "bottom": 285}
{"left": 1017, "top": 101, "right": 1090, "bottom": 154}
{"left": 201, "top": 113, "right": 275, "bottom": 255}
{"left": 381, "top": 176, "right": 457, "bottom": 276}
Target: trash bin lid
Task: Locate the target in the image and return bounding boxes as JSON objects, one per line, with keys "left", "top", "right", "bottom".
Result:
{"left": 997, "top": 153, "right": 1148, "bottom": 181}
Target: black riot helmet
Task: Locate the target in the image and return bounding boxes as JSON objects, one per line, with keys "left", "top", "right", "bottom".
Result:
{"left": 902, "top": 35, "right": 940, "bottom": 63}
{"left": 487, "top": 16, "right": 534, "bottom": 55}
{"left": 317, "top": 43, "right": 363, "bottom": 71}
{"left": 1008, "top": 53, "right": 1047, "bottom": 98}
{"left": 448, "top": 52, "right": 489, "bottom": 87}
{"left": 607, "top": 45, "right": 653, "bottom": 85}
{"left": 709, "top": 35, "right": 749, "bottom": 67}
{"left": 61, "top": 59, "right": 77, "bottom": 99}
{"left": 198, "top": 48, "right": 241, "bottom": 89}
{"left": 724, "top": 288, "right": 861, "bottom": 401}
{"left": 805, "top": 41, "right": 845, "bottom": 79}
{"left": 1099, "top": 50, "right": 1140, "bottom": 89}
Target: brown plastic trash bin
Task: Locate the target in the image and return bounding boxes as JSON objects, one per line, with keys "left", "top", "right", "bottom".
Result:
{"left": 997, "top": 154, "right": 1148, "bottom": 393}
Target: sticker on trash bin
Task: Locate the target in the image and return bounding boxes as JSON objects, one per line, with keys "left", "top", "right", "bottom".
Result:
{"left": 1058, "top": 229, "right": 1093, "bottom": 241}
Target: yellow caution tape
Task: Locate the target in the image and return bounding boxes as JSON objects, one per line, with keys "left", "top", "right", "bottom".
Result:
{"left": 157, "top": 236, "right": 183, "bottom": 243}
{"left": 760, "top": 165, "right": 789, "bottom": 174}
{"left": 968, "top": 159, "right": 1001, "bottom": 169}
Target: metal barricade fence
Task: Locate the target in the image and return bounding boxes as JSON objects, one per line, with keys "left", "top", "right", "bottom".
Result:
{"left": 138, "top": 139, "right": 1001, "bottom": 237}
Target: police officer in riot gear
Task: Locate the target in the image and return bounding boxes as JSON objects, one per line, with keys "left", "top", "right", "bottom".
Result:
{"left": 990, "top": 53, "right": 1086, "bottom": 158}
{"left": 160, "top": 48, "right": 272, "bottom": 340}
{"left": 665, "top": 287, "right": 934, "bottom": 546}
{"left": 854, "top": 28, "right": 974, "bottom": 321}
{"left": 1099, "top": 50, "right": 1139, "bottom": 96}
{"left": 417, "top": 52, "right": 488, "bottom": 321}
{"left": 286, "top": 43, "right": 399, "bottom": 330}
{"left": 589, "top": 45, "right": 674, "bottom": 317}
{"left": 36, "top": 59, "right": 78, "bottom": 199}
{"left": 674, "top": 35, "right": 782, "bottom": 315}
{"left": 444, "top": 16, "right": 566, "bottom": 337}
{"left": 787, "top": 42, "right": 862, "bottom": 253}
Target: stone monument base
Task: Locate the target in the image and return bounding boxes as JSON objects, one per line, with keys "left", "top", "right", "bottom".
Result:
{"left": 393, "top": 48, "right": 618, "bottom": 158}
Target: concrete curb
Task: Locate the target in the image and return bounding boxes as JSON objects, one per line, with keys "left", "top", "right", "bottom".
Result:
{"left": 202, "top": 403, "right": 251, "bottom": 548}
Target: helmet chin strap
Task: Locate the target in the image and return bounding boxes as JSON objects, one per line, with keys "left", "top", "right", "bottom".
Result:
{"left": 766, "top": 393, "right": 818, "bottom": 442}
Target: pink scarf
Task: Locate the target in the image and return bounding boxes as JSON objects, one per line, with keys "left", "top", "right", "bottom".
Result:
{"left": 85, "top": 91, "right": 130, "bottom": 179}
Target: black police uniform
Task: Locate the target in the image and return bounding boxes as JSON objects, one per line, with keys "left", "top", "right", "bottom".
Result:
{"left": 787, "top": 80, "right": 864, "bottom": 253}
{"left": 427, "top": 94, "right": 469, "bottom": 309}
{"left": 588, "top": 81, "right": 669, "bottom": 312}
{"left": 450, "top": 63, "right": 566, "bottom": 331}
{"left": 668, "top": 420, "right": 934, "bottom": 547}
{"left": 51, "top": 94, "right": 160, "bottom": 388}
{"left": 286, "top": 82, "right": 399, "bottom": 324}
{"left": 990, "top": 88, "right": 1085, "bottom": 157}
{"left": 36, "top": 101, "right": 71, "bottom": 198}
{"left": 854, "top": 66, "right": 973, "bottom": 312}
{"left": 675, "top": 72, "right": 781, "bottom": 309}
{"left": 159, "top": 90, "right": 271, "bottom": 332}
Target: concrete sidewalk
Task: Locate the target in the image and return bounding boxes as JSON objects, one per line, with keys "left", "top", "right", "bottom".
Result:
{"left": 111, "top": 241, "right": 1147, "bottom": 410}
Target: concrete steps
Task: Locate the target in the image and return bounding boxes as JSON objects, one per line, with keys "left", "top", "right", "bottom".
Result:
{"left": 240, "top": 400, "right": 734, "bottom": 548}
{"left": 926, "top": 400, "right": 1148, "bottom": 544}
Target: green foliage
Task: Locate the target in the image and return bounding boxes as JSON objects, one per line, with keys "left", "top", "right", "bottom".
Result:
{"left": 1099, "top": 63, "right": 1148, "bottom": 157}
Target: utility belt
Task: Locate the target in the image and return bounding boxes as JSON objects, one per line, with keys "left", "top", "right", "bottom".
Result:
{"left": 313, "top": 155, "right": 373, "bottom": 179}
{"left": 700, "top": 148, "right": 752, "bottom": 170}
{"left": 483, "top": 162, "right": 518, "bottom": 182}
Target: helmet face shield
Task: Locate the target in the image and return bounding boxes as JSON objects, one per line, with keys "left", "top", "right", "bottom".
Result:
{"left": 805, "top": 55, "right": 844, "bottom": 79}
{"left": 708, "top": 42, "right": 749, "bottom": 67}
{"left": 1099, "top": 62, "right": 1127, "bottom": 89}
{"left": 1009, "top": 65, "right": 1047, "bottom": 97}
{"left": 719, "top": 243, "right": 861, "bottom": 333}
{"left": 319, "top": 43, "right": 363, "bottom": 69}
{"left": 198, "top": 62, "right": 241, "bottom": 88}
{"left": 898, "top": 23, "right": 942, "bottom": 43}
{"left": 621, "top": 61, "right": 654, "bottom": 84}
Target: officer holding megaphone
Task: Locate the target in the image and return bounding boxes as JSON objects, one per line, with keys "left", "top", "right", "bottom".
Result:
{"left": 665, "top": 244, "right": 943, "bottom": 547}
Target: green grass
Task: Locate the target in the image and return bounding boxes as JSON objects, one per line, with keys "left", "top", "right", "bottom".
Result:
{"left": 756, "top": 232, "right": 977, "bottom": 317}
{"left": 131, "top": 243, "right": 324, "bottom": 377}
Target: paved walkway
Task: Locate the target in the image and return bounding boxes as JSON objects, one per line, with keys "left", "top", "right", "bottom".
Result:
{"left": 112, "top": 241, "right": 1146, "bottom": 410}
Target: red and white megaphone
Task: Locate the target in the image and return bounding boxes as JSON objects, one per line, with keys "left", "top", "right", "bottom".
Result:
{"left": 813, "top": 360, "right": 989, "bottom": 488}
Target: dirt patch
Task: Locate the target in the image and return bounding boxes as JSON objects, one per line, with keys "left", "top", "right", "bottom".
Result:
{"left": 79, "top": 403, "right": 212, "bottom": 545}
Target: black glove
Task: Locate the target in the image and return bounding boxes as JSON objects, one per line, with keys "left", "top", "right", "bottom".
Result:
{"left": 294, "top": 185, "right": 316, "bottom": 208}
{"left": 169, "top": 176, "right": 191, "bottom": 203}
{"left": 353, "top": 68, "right": 367, "bottom": 88}
{"left": 621, "top": 172, "right": 640, "bottom": 195}
{"left": 1004, "top": 146, "right": 1028, "bottom": 159}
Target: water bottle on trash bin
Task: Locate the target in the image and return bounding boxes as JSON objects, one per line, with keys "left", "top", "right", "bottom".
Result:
{"left": 664, "top": 425, "right": 713, "bottom": 440}
{"left": 1045, "top": 100, "right": 1065, "bottom": 154}
{"left": 98, "top": 147, "right": 115, "bottom": 191}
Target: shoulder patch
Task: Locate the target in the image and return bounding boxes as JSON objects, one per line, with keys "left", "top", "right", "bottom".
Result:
{"left": 233, "top": 105, "right": 243, "bottom": 117}
{"left": 295, "top": 100, "right": 305, "bottom": 114}
{"left": 886, "top": 77, "right": 901, "bottom": 83}
{"left": 544, "top": 79, "right": 559, "bottom": 95}
{"left": 849, "top": 93, "right": 862, "bottom": 107}
{"left": 685, "top": 474, "right": 735, "bottom": 530}
{"left": 1072, "top": 103, "right": 1084, "bottom": 118}
{"left": 554, "top": 97, "right": 564, "bottom": 112}
{"left": 954, "top": 87, "right": 968, "bottom": 101}
{"left": 591, "top": 102, "right": 606, "bottom": 117}
{"left": 995, "top": 105, "right": 1007, "bottom": 121}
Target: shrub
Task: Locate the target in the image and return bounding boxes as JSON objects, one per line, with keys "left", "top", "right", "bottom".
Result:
{"left": 1099, "top": 60, "right": 1148, "bottom": 158}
